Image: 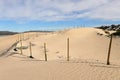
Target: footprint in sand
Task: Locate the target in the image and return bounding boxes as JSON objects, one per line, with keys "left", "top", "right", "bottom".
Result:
{"left": 55, "top": 51, "right": 60, "bottom": 54}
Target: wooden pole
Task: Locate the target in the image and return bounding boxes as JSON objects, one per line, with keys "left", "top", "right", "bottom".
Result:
{"left": 18, "top": 34, "right": 19, "bottom": 42}
{"left": 36, "top": 32, "right": 38, "bottom": 37}
{"left": 29, "top": 42, "right": 34, "bottom": 58}
{"left": 23, "top": 33, "right": 24, "bottom": 40}
{"left": 28, "top": 32, "right": 30, "bottom": 39}
{"left": 44, "top": 43, "right": 47, "bottom": 61}
{"left": 27, "top": 33, "right": 28, "bottom": 39}
{"left": 107, "top": 34, "right": 113, "bottom": 65}
{"left": 20, "top": 34, "right": 23, "bottom": 55}
{"left": 67, "top": 38, "right": 70, "bottom": 61}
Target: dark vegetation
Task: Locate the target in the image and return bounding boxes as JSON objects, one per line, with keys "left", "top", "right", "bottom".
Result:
{"left": 96, "top": 24, "right": 120, "bottom": 31}
{"left": 112, "top": 30, "right": 120, "bottom": 36}
{"left": 96, "top": 24, "right": 120, "bottom": 36}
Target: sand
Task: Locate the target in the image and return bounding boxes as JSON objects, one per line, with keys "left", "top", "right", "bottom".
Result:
{"left": 0, "top": 28, "right": 120, "bottom": 80}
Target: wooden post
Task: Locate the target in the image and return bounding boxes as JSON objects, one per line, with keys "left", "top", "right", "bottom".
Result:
{"left": 18, "top": 34, "right": 19, "bottom": 42}
{"left": 36, "top": 32, "right": 38, "bottom": 37}
{"left": 23, "top": 33, "right": 24, "bottom": 40}
{"left": 28, "top": 32, "right": 30, "bottom": 39}
{"left": 107, "top": 34, "right": 113, "bottom": 65}
{"left": 44, "top": 43, "right": 47, "bottom": 61}
{"left": 29, "top": 42, "right": 34, "bottom": 58}
{"left": 20, "top": 34, "right": 23, "bottom": 54}
{"left": 67, "top": 38, "right": 70, "bottom": 61}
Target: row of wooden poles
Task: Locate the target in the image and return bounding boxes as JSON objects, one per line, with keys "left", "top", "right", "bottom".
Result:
{"left": 17, "top": 33, "right": 113, "bottom": 65}
{"left": 17, "top": 33, "right": 69, "bottom": 61}
{"left": 18, "top": 32, "right": 39, "bottom": 41}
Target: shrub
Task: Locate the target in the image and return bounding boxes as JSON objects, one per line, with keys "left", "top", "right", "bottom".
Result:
{"left": 104, "top": 30, "right": 110, "bottom": 34}
{"left": 112, "top": 30, "right": 120, "bottom": 36}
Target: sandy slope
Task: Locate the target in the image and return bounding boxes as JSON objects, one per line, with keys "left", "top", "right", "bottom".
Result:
{"left": 0, "top": 35, "right": 17, "bottom": 55}
{"left": 0, "top": 28, "right": 120, "bottom": 80}
{"left": 15, "top": 28, "right": 120, "bottom": 62}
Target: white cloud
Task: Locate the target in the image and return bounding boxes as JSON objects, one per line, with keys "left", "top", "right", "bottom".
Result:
{"left": 0, "top": 0, "right": 119, "bottom": 21}
{"left": 87, "top": 0, "right": 120, "bottom": 20}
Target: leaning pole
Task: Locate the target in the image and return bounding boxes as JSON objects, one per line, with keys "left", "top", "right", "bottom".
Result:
{"left": 107, "top": 34, "right": 113, "bottom": 65}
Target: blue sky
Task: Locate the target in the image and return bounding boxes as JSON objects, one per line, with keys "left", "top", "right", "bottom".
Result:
{"left": 0, "top": 0, "right": 120, "bottom": 32}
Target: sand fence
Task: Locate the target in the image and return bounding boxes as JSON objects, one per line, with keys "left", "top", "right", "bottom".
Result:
{"left": 7, "top": 32, "right": 114, "bottom": 65}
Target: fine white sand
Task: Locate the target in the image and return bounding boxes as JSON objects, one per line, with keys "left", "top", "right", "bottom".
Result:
{"left": 0, "top": 28, "right": 120, "bottom": 80}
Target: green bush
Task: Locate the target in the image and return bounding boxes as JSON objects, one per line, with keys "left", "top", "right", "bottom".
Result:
{"left": 112, "top": 30, "right": 120, "bottom": 36}
{"left": 104, "top": 30, "right": 110, "bottom": 34}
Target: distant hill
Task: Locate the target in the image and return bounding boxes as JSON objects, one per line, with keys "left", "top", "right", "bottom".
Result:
{"left": 0, "top": 30, "right": 53, "bottom": 35}
{"left": 0, "top": 31, "right": 18, "bottom": 35}
{"left": 23, "top": 30, "right": 54, "bottom": 33}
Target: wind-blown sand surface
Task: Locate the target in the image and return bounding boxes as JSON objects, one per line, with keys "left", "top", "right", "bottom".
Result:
{"left": 0, "top": 28, "right": 120, "bottom": 80}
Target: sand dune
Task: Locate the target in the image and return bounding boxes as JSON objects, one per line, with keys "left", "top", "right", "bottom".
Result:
{"left": 0, "top": 28, "right": 120, "bottom": 80}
